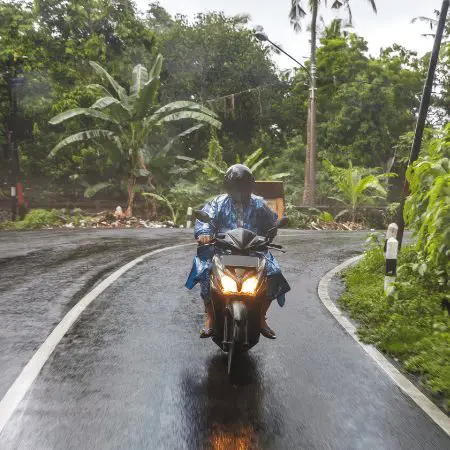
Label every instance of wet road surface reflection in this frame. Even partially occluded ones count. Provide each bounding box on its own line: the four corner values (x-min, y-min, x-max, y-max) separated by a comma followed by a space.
0, 232, 448, 449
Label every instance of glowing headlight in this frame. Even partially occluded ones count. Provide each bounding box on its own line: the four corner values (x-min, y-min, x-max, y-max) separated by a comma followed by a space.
221, 275, 238, 293
241, 276, 259, 294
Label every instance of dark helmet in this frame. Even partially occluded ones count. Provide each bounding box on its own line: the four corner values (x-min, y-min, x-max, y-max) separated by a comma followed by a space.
224, 164, 255, 203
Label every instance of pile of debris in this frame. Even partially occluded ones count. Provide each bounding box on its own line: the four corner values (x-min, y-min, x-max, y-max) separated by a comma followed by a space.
63, 206, 178, 229
307, 220, 364, 231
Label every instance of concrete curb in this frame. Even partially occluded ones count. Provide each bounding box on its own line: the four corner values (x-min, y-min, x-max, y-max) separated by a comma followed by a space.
317, 254, 450, 437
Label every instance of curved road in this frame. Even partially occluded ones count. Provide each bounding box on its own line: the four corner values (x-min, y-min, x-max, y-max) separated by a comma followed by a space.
0, 229, 448, 449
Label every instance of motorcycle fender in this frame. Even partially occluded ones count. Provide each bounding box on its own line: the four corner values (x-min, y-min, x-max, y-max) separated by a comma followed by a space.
230, 301, 247, 323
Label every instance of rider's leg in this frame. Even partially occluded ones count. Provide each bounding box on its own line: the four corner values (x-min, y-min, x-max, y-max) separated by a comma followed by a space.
200, 270, 214, 337
260, 298, 276, 339
204, 301, 214, 329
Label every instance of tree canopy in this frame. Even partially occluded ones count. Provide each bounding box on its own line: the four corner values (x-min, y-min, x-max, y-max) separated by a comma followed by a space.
1, 0, 448, 212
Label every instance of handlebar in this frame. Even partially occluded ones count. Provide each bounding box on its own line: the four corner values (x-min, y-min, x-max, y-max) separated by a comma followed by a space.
198, 237, 285, 252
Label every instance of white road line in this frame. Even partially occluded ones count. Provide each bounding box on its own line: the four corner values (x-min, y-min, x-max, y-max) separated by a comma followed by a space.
318, 255, 450, 437
0, 242, 194, 435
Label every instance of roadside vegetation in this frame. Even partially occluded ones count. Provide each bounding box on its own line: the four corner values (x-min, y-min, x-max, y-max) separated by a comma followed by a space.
1, 1, 449, 228
340, 128, 450, 412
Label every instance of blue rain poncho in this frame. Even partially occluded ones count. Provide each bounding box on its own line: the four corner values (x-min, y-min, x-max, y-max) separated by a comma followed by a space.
185, 194, 290, 306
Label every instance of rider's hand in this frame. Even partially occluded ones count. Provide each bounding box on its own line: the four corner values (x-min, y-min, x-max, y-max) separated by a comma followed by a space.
198, 235, 213, 245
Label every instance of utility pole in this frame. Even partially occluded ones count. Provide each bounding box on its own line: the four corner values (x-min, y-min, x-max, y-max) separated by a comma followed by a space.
303, 2, 318, 206
254, 32, 315, 205
396, 0, 449, 247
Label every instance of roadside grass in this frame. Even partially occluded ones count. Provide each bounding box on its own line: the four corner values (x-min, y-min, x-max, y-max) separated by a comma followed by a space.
340, 245, 450, 413
0, 208, 94, 230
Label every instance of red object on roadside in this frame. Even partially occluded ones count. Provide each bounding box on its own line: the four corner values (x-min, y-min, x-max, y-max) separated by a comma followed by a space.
17, 182, 24, 207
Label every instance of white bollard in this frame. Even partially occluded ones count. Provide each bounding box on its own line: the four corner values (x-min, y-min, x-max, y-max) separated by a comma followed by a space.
384, 236, 398, 296
186, 207, 193, 228
384, 222, 398, 254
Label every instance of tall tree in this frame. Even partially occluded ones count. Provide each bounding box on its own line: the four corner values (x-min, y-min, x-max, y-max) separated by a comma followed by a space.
289, 0, 377, 205
152, 10, 282, 162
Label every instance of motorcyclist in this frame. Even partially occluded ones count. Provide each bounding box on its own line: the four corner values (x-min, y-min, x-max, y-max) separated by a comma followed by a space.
185, 164, 291, 339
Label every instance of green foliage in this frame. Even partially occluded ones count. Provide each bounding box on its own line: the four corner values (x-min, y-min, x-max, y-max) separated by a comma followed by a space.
0, 208, 95, 230
404, 125, 450, 287
1, 1, 447, 219
142, 192, 178, 224
341, 246, 450, 412
317, 211, 334, 223
0, 209, 63, 230
0, 0, 156, 181
202, 134, 227, 182
284, 203, 310, 229
315, 33, 423, 169
324, 159, 393, 220
383, 202, 400, 228
49, 55, 220, 214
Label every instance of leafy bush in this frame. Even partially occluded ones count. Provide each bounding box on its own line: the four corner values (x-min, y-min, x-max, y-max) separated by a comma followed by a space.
341, 246, 450, 412
284, 203, 311, 228
383, 202, 399, 228
404, 125, 449, 288
0, 209, 64, 230
323, 159, 394, 221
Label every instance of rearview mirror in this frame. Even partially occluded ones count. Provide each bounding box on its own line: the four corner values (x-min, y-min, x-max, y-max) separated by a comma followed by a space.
194, 210, 211, 223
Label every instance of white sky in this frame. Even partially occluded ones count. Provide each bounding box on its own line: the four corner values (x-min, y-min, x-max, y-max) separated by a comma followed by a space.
136, 0, 443, 69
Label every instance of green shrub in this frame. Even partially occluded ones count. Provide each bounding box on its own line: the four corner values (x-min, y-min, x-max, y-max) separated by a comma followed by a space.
0, 209, 64, 230
404, 126, 449, 288
341, 246, 450, 412
284, 203, 311, 229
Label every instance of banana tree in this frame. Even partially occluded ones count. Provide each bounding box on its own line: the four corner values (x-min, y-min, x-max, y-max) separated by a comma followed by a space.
49, 55, 221, 216
199, 147, 291, 180
324, 159, 393, 222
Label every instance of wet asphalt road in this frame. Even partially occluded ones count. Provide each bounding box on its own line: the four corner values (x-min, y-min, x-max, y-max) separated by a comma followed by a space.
0, 229, 449, 449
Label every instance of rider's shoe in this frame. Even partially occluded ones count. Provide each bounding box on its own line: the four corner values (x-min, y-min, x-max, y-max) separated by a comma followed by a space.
200, 303, 214, 338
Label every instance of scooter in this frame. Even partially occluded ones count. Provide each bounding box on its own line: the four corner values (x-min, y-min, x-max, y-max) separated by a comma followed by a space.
194, 210, 288, 377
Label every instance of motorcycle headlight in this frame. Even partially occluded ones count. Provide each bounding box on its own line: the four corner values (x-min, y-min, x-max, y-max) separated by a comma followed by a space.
241, 276, 259, 295
221, 275, 238, 293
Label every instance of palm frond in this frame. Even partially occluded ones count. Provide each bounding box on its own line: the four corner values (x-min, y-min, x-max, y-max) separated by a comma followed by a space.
243, 148, 264, 168
89, 61, 127, 100
151, 101, 219, 123
86, 84, 114, 97
289, 0, 307, 32
84, 182, 115, 198
91, 96, 122, 110
202, 160, 227, 175
366, 0, 377, 13
149, 54, 164, 79
133, 77, 160, 118
160, 124, 205, 155
249, 156, 270, 173
158, 111, 222, 128
131, 64, 149, 96
49, 108, 118, 125
49, 129, 121, 156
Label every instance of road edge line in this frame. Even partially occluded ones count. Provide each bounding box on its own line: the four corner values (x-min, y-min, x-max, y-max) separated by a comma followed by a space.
0, 242, 194, 435
317, 254, 450, 437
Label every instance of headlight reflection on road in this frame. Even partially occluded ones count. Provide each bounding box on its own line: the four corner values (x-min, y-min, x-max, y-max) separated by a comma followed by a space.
210, 424, 255, 450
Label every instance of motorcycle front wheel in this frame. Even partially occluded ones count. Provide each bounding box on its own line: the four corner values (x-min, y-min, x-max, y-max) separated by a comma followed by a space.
227, 321, 243, 379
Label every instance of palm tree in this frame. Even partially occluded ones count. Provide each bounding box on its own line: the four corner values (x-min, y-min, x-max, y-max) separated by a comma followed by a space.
49, 55, 221, 216
324, 159, 390, 222
412, 9, 450, 40
289, 0, 377, 206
